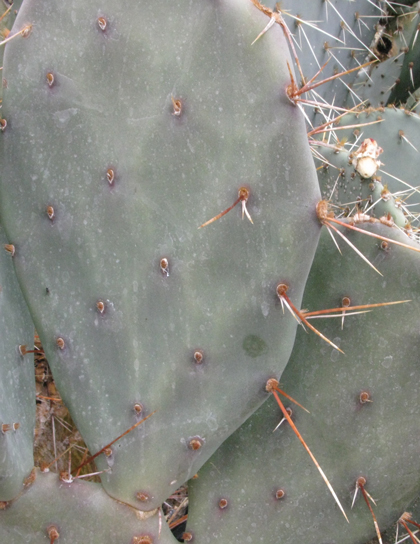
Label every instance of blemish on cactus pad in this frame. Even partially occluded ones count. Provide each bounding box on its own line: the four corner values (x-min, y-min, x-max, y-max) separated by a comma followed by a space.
242, 335, 268, 358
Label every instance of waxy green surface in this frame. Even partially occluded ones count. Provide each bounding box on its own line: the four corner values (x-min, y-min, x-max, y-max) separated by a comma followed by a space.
187, 223, 420, 543
0, 0, 321, 509
0, 227, 35, 501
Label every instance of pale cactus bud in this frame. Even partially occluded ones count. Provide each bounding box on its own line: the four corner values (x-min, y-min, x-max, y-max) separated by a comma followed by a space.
351, 138, 383, 179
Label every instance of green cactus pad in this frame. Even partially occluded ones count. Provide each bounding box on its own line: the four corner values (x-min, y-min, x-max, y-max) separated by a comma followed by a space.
0, 470, 177, 543
0, 226, 35, 501
0, 0, 321, 509
388, 9, 420, 105
187, 222, 420, 543
315, 107, 420, 229
274, 0, 379, 116
352, 4, 418, 108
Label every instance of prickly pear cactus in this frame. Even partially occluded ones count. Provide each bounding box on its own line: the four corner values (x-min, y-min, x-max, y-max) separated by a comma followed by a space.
388, 11, 420, 105
274, 0, 379, 112
315, 107, 420, 231
0, 0, 320, 512
186, 223, 420, 543
2, 0, 420, 542
0, 226, 35, 502
0, 470, 178, 543
354, 3, 420, 108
